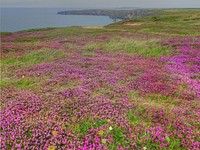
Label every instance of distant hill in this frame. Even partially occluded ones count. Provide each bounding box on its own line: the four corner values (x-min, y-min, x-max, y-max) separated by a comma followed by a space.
57, 9, 159, 20
114, 7, 141, 10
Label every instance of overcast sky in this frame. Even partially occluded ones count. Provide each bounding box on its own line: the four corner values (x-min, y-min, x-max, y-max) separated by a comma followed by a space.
1, 0, 200, 8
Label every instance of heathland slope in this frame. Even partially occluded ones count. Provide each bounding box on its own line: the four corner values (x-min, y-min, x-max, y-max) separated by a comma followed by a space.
1, 9, 200, 150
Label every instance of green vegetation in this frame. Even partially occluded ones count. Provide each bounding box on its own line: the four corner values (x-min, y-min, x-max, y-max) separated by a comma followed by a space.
1, 48, 65, 67
128, 110, 143, 125
14, 77, 37, 89
110, 127, 125, 145
68, 38, 172, 57
69, 118, 108, 135
1, 9, 200, 150
0, 32, 12, 35
107, 9, 200, 35
49, 27, 115, 39
81, 51, 95, 57
0, 77, 37, 89
17, 27, 56, 33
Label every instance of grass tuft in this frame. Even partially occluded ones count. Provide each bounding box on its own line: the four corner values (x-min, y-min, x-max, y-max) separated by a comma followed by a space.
1, 48, 65, 67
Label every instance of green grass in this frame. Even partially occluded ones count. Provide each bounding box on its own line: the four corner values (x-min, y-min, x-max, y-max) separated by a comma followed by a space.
128, 110, 143, 125
0, 32, 12, 35
135, 128, 185, 149
107, 9, 200, 35
14, 27, 115, 42
108, 127, 130, 149
81, 52, 95, 57
108, 142, 118, 150
0, 77, 37, 89
72, 37, 172, 57
1, 48, 65, 67
15, 78, 36, 88
0, 78, 12, 88
69, 118, 108, 135
93, 119, 108, 129
162, 136, 187, 150
17, 27, 56, 33
147, 94, 172, 101
144, 141, 160, 149
48, 27, 116, 39
128, 106, 152, 127
103, 38, 172, 57
73, 119, 92, 135
110, 127, 124, 144
1, 48, 65, 89
128, 91, 140, 97
13, 26, 111, 42
54, 80, 78, 91
141, 25, 200, 35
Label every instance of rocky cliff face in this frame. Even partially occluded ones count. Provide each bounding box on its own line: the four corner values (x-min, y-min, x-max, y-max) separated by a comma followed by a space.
57, 9, 157, 20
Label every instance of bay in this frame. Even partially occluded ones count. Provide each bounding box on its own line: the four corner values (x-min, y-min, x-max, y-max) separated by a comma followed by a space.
0, 7, 115, 32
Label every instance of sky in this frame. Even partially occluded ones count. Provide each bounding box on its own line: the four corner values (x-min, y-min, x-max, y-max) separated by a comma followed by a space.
1, 0, 200, 8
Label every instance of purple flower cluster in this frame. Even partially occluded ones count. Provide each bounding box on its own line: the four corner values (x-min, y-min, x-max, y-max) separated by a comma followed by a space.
1, 31, 200, 149
162, 37, 200, 99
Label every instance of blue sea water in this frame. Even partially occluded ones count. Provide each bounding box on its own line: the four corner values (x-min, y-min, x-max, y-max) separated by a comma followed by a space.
0, 7, 115, 32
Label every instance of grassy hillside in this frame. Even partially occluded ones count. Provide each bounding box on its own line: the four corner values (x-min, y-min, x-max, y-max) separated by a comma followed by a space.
1, 9, 200, 150
107, 9, 200, 35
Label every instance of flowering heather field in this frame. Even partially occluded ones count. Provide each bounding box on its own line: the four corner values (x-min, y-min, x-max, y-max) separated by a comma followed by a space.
1, 9, 200, 150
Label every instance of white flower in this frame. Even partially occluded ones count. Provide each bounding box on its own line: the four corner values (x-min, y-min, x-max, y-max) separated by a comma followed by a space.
22, 75, 25, 78
101, 139, 107, 144
143, 147, 147, 150
109, 126, 113, 130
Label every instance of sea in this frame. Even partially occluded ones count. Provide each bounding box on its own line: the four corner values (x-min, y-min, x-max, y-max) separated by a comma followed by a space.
0, 7, 117, 32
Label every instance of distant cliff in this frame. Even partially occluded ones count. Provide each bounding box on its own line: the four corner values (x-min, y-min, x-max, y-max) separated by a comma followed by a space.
57, 9, 157, 20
